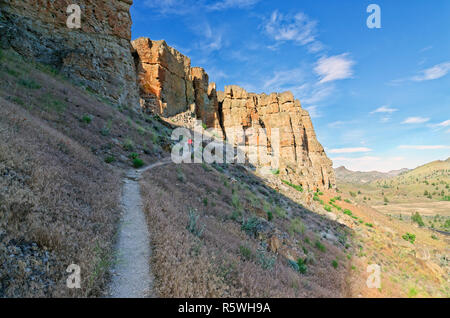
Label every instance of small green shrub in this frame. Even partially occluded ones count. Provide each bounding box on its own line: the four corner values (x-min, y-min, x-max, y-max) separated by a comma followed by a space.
18, 78, 41, 89
324, 205, 332, 212
230, 210, 242, 221
273, 206, 287, 219
411, 212, 425, 227
402, 233, 416, 244
5, 66, 21, 77
100, 120, 112, 136
203, 197, 208, 207
267, 211, 273, 222
231, 193, 241, 210
176, 166, 186, 183
332, 260, 338, 269
187, 209, 205, 238
297, 258, 307, 274
365, 223, 373, 228
82, 114, 92, 124
257, 246, 276, 270
408, 288, 418, 298
445, 219, 450, 229
241, 217, 261, 237
315, 240, 326, 252
239, 245, 253, 261
39, 93, 66, 113
129, 153, 139, 160
123, 138, 134, 151
105, 156, 116, 164
344, 199, 351, 204
288, 259, 299, 272
282, 180, 303, 192
288, 218, 305, 236
132, 158, 144, 168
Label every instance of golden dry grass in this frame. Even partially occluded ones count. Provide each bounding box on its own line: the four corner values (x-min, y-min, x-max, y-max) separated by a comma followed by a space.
141, 163, 350, 297
0, 49, 164, 297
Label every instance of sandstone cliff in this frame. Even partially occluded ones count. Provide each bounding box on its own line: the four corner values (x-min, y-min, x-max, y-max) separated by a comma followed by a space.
0, 0, 139, 106
218, 86, 336, 190
132, 37, 335, 190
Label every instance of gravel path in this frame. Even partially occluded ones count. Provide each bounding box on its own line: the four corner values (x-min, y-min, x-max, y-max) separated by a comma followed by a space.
108, 159, 171, 298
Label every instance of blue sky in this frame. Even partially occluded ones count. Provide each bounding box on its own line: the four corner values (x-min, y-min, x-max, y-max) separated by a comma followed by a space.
131, 0, 450, 172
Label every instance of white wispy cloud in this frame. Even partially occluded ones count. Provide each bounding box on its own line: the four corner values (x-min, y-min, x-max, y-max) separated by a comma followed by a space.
144, 0, 191, 15
314, 54, 355, 84
433, 120, 450, 128
188, 21, 226, 55
401, 117, 430, 124
207, 0, 260, 11
263, 68, 305, 90
412, 62, 450, 81
144, 0, 259, 14
305, 106, 321, 118
264, 11, 321, 52
329, 147, 373, 154
370, 106, 398, 114
398, 145, 450, 150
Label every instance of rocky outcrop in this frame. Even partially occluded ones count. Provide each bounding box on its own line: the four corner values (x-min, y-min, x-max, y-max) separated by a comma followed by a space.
219, 86, 336, 190
0, 0, 139, 107
132, 37, 335, 190
132, 37, 194, 116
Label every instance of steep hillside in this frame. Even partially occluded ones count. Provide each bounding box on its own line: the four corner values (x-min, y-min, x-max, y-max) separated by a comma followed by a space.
0, 48, 167, 297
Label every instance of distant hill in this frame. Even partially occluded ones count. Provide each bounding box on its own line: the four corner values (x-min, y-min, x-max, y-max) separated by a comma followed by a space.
337, 158, 450, 205
381, 158, 450, 188
335, 166, 409, 184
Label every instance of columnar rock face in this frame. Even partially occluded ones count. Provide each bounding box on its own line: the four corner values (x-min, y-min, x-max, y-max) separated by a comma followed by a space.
132, 37, 222, 129
191, 67, 222, 132
218, 86, 336, 190
0, 0, 139, 107
131, 38, 336, 190
132, 37, 195, 116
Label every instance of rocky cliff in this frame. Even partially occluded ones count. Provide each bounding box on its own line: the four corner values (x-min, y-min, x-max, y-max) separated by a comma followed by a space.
0, 0, 139, 107
132, 37, 335, 190
0, 0, 335, 190
219, 86, 336, 190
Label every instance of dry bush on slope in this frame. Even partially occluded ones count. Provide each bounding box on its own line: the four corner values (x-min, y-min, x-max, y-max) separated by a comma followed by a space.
0, 97, 120, 297
141, 163, 349, 298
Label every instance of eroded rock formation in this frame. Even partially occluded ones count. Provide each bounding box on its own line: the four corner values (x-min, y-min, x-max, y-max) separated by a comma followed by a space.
132, 37, 194, 116
132, 37, 335, 190
0, 0, 139, 106
219, 86, 336, 190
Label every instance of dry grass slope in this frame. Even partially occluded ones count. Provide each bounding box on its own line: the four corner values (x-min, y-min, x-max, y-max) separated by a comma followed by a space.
141, 163, 350, 297
0, 49, 165, 297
